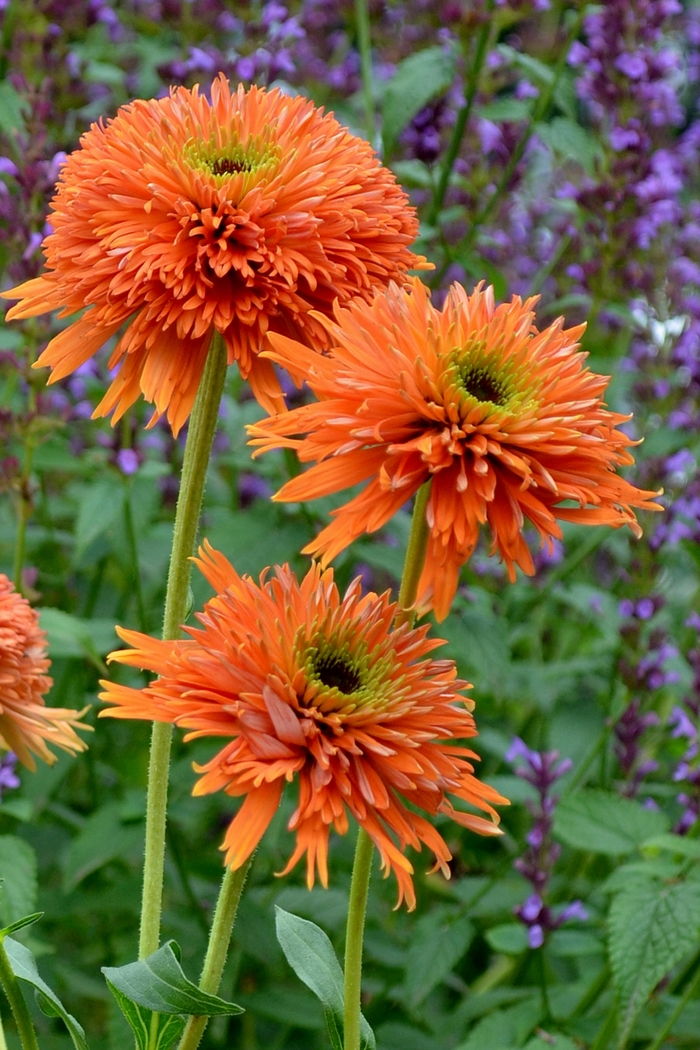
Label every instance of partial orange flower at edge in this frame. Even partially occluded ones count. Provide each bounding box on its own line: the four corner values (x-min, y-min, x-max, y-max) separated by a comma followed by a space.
248, 277, 663, 621
2, 76, 428, 435
0, 575, 90, 769
99, 542, 507, 909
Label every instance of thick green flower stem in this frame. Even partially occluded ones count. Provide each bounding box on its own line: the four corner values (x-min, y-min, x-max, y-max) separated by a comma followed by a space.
177, 858, 253, 1050
0, 939, 38, 1050
343, 482, 433, 1050
139, 331, 229, 961
343, 827, 374, 1050
0, 1012, 7, 1050
396, 481, 432, 626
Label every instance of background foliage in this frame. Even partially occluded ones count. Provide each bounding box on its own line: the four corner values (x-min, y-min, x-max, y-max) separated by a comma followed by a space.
1, 1, 700, 1048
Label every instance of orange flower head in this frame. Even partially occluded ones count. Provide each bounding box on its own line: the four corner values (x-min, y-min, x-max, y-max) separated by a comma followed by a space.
99, 541, 505, 909
2, 76, 426, 434
0, 575, 90, 769
248, 278, 663, 620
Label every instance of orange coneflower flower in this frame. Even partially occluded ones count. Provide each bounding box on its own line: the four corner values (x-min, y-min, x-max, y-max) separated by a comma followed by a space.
249, 278, 662, 621
99, 541, 505, 909
2, 76, 426, 434
0, 575, 90, 769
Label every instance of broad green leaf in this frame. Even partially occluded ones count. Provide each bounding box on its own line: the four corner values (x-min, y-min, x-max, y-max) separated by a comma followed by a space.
62, 803, 143, 890
536, 117, 602, 174
4, 936, 89, 1050
73, 479, 123, 562
456, 997, 542, 1050
0, 835, 37, 925
0, 81, 29, 138
102, 940, 243, 1016
382, 46, 455, 155
404, 911, 474, 1003
523, 1036, 577, 1050
275, 907, 375, 1050
643, 832, 700, 860
105, 980, 185, 1050
485, 923, 529, 956
40, 607, 116, 667
609, 875, 700, 1043
553, 790, 669, 854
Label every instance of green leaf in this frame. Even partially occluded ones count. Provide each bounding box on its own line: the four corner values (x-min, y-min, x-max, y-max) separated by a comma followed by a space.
404, 911, 474, 1003
4, 935, 89, 1050
643, 833, 700, 860
609, 875, 700, 1044
0, 912, 43, 937
381, 46, 455, 156
104, 980, 185, 1050
535, 117, 603, 175
275, 907, 375, 1050
102, 941, 244, 1016
523, 1036, 578, 1050
456, 997, 542, 1050
62, 803, 143, 890
40, 607, 117, 668
73, 479, 123, 563
0, 80, 29, 138
0, 835, 37, 926
485, 923, 529, 956
553, 789, 669, 854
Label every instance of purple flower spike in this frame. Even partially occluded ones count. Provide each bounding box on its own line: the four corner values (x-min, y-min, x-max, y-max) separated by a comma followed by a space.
0, 752, 20, 799
116, 448, 140, 476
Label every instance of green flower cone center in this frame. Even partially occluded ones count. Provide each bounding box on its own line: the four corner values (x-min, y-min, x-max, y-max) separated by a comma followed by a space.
459, 363, 509, 406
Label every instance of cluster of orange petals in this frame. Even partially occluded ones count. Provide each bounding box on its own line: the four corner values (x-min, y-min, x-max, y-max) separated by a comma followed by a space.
0, 575, 89, 769
100, 542, 505, 908
249, 278, 663, 620
2, 76, 425, 434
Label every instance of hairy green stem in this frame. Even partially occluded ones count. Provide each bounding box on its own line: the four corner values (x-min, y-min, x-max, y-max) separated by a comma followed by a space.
343, 828, 374, 1050
177, 859, 253, 1050
0, 939, 39, 1050
139, 332, 229, 960
355, 0, 375, 145
0, 1009, 7, 1050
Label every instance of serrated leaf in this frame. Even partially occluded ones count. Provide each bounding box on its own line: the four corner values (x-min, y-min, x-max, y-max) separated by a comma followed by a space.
62, 803, 143, 890
102, 941, 243, 1016
553, 789, 669, 854
4, 936, 89, 1050
404, 911, 474, 1003
105, 980, 185, 1050
382, 46, 455, 155
609, 875, 700, 1044
0, 835, 37, 925
275, 907, 375, 1050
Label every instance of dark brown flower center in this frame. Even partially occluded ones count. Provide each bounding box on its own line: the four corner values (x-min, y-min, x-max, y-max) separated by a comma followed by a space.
208, 157, 250, 176
459, 363, 508, 406
312, 651, 362, 694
